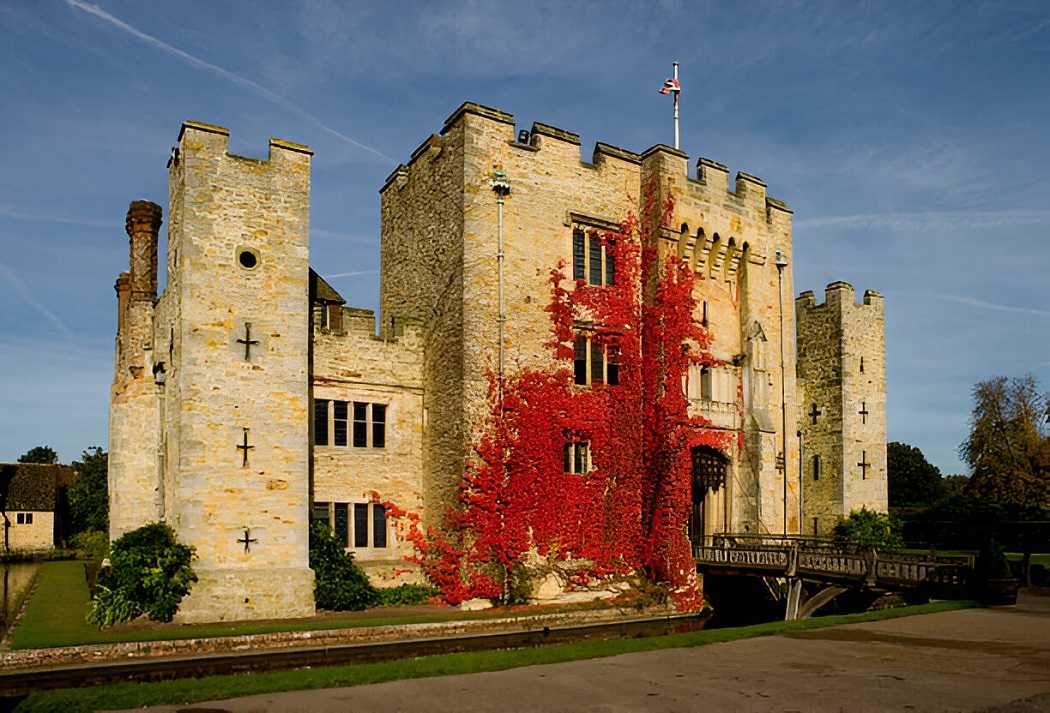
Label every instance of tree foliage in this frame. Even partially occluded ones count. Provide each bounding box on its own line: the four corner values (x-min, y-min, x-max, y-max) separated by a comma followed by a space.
309, 521, 377, 611
833, 508, 904, 550
961, 375, 1050, 508
88, 522, 196, 628
887, 441, 944, 508
69, 447, 108, 535
18, 446, 58, 464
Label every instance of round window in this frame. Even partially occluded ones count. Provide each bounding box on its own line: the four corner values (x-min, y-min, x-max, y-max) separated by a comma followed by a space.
238, 249, 259, 270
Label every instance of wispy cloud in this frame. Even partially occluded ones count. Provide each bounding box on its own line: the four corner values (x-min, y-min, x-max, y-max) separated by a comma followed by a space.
312, 228, 377, 245
0, 262, 74, 339
796, 209, 1050, 232
327, 270, 379, 279
928, 293, 1050, 318
65, 0, 394, 164
0, 206, 111, 229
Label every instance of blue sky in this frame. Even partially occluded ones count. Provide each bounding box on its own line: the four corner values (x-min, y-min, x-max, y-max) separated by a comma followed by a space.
1, 1, 1048, 473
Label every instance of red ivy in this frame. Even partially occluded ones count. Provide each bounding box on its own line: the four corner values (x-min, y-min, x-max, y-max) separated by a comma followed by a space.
389, 182, 733, 609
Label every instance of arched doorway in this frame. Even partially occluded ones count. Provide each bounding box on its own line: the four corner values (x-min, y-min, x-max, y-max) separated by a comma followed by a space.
689, 446, 728, 548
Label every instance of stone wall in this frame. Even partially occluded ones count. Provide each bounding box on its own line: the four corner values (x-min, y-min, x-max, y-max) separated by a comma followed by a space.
6, 512, 54, 550
312, 306, 425, 584
108, 202, 163, 539
797, 283, 887, 536
161, 121, 315, 622
380, 119, 466, 528
382, 101, 801, 544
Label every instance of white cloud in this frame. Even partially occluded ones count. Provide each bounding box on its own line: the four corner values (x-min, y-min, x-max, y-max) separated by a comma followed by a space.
796, 209, 1050, 232
64, 0, 394, 163
0, 261, 74, 339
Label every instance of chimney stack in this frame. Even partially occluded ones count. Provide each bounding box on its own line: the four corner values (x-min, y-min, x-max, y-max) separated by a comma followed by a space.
125, 200, 163, 300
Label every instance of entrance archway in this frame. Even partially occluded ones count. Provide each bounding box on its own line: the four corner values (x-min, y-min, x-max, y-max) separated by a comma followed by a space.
689, 446, 728, 548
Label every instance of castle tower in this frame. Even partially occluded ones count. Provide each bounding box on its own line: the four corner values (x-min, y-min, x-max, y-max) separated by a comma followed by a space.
160, 121, 315, 621
108, 201, 163, 539
796, 283, 887, 535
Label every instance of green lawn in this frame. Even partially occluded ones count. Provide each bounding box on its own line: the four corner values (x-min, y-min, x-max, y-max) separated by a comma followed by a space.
15, 600, 974, 713
9, 561, 609, 650
1008, 552, 1050, 567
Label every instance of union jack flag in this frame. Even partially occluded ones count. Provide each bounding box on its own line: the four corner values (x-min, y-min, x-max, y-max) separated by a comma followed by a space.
658, 78, 680, 94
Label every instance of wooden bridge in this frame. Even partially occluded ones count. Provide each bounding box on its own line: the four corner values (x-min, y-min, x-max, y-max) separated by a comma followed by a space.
695, 534, 973, 620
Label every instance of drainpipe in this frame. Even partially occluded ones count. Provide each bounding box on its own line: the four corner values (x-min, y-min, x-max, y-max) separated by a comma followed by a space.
490, 171, 511, 412
775, 250, 789, 536
798, 429, 804, 535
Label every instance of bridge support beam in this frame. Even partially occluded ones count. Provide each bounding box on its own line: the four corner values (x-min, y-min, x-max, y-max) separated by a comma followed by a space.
785, 581, 848, 621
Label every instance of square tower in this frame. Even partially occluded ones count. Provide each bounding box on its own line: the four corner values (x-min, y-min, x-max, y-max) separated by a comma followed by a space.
796, 283, 888, 536
161, 121, 315, 621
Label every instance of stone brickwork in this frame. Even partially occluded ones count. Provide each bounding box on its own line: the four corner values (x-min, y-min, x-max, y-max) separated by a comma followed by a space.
108, 201, 162, 539
107, 103, 887, 618
797, 283, 888, 535
5, 511, 54, 550
381, 102, 803, 541
110, 121, 316, 622
312, 306, 425, 584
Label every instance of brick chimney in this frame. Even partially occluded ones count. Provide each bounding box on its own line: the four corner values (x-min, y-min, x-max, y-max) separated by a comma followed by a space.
125, 200, 162, 300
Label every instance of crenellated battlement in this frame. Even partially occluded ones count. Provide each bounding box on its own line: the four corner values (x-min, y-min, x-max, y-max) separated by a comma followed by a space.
796, 282, 884, 315
390, 102, 791, 216
175, 120, 313, 167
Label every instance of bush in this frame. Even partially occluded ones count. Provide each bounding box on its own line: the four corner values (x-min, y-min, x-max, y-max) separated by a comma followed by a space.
87, 522, 196, 628
374, 583, 439, 607
833, 508, 904, 550
309, 522, 377, 610
975, 538, 1014, 581
70, 530, 109, 561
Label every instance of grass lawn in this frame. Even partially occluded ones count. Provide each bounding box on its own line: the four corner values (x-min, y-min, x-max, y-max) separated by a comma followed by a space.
9, 561, 610, 650
1008, 552, 1050, 567
14, 600, 975, 713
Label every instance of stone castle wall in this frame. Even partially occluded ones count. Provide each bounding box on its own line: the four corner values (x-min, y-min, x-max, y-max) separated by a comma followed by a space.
380, 120, 466, 528
797, 283, 887, 535
382, 102, 800, 540
312, 307, 425, 584
159, 121, 315, 622
108, 202, 163, 539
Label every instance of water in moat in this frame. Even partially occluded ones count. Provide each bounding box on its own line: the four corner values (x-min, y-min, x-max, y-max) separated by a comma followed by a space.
0, 562, 38, 638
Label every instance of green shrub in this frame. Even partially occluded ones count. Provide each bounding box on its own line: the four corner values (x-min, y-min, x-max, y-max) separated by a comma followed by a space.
309, 522, 377, 611
70, 530, 109, 561
374, 583, 439, 607
87, 523, 196, 628
833, 508, 904, 550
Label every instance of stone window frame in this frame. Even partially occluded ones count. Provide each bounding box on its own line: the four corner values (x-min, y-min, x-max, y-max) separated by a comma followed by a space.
685, 364, 733, 404
314, 399, 389, 450
15, 512, 33, 525
570, 224, 616, 287
572, 331, 620, 387
563, 440, 592, 475
311, 500, 390, 551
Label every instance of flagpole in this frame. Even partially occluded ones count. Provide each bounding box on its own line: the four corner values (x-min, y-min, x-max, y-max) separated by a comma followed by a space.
673, 61, 680, 150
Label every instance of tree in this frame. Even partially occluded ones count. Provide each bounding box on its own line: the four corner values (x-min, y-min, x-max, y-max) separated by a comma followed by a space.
961, 375, 1049, 508
69, 447, 108, 535
887, 441, 945, 508
18, 446, 58, 464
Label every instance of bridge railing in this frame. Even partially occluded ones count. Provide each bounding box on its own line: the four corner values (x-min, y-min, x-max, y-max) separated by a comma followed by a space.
696, 533, 973, 589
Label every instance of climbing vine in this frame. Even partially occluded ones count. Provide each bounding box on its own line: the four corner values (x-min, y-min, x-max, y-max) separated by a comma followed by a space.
388, 182, 733, 609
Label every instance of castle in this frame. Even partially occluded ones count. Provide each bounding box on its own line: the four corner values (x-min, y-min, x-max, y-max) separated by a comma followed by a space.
108, 102, 887, 622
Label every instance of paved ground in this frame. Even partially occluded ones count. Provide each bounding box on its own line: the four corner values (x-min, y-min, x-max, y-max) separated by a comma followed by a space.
133, 594, 1050, 713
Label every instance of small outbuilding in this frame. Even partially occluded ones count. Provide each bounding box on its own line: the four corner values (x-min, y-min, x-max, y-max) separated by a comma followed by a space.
0, 463, 75, 551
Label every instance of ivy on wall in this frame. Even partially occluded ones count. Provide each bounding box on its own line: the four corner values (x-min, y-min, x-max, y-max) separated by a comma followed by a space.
388, 183, 733, 610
